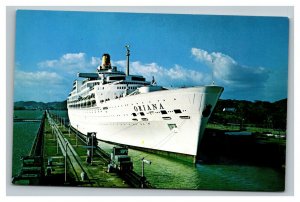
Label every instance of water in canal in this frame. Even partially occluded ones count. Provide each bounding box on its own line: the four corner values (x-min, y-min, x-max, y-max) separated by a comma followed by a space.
99, 141, 285, 191
12, 110, 44, 176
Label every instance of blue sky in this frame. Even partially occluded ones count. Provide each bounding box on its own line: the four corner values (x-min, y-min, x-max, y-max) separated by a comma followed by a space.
14, 10, 289, 102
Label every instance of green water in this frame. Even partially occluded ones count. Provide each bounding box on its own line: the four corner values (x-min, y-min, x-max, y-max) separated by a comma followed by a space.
49, 110, 69, 119
99, 141, 285, 191
14, 110, 44, 119
12, 110, 43, 177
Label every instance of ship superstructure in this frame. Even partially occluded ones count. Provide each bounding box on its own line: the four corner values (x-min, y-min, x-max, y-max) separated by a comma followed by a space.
67, 46, 223, 163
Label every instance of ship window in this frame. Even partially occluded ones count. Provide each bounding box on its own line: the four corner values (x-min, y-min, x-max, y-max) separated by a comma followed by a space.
174, 109, 182, 114
109, 76, 125, 80
180, 116, 190, 119
132, 113, 137, 117
132, 118, 138, 121
132, 77, 146, 82
161, 110, 167, 115
162, 117, 172, 120
168, 124, 177, 130
140, 112, 145, 116
141, 118, 148, 121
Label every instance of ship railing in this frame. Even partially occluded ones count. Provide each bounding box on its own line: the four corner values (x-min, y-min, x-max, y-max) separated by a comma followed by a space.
128, 90, 140, 96
108, 80, 124, 85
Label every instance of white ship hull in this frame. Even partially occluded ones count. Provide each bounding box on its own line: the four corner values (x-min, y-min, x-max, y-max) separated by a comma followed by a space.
68, 86, 223, 161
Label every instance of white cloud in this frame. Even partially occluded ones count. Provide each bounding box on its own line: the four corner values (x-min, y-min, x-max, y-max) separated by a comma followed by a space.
167, 64, 205, 82
90, 56, 101, 66
15, 70, 63, 86
130, 61, 164, 78
191, 47, 269, 88
38, 52, 98, 74
113, 60, 209, 86
14, 70, 66, 101
40, 49, 269, 91
38, 60, 58, 68
37, 52, 208, 87
61, 52, 85, 62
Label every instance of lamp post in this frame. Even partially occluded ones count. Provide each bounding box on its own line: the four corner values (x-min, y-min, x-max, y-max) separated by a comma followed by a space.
141, 157, 151, 188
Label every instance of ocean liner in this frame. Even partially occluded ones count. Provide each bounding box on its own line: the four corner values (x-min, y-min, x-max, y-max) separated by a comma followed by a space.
67, 46, 223, 163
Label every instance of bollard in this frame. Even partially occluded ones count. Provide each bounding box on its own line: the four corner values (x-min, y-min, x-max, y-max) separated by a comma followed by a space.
48, 157, 53, 166
46, 167, 52, 176
80, 172, 87, 181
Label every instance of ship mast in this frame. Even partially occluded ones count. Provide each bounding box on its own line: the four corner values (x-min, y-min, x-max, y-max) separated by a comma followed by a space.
125, 45, 130, 76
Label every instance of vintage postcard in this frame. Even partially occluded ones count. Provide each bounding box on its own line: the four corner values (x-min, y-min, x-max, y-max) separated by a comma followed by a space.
12, 10, 289, 192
